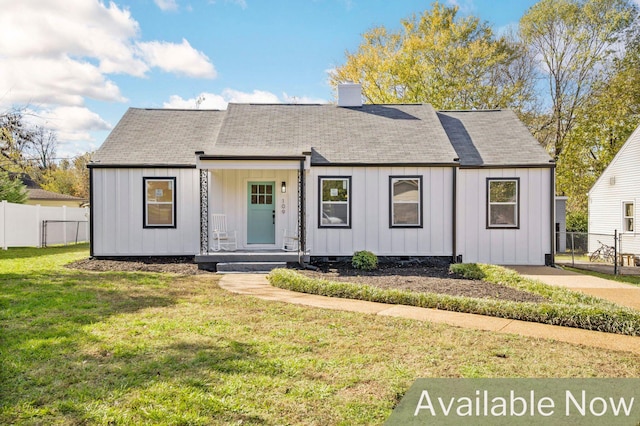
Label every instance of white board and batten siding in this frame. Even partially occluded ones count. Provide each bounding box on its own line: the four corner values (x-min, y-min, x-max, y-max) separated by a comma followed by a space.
209, 168, 300, 250
92, 168, 200, 256
456, 168, 552, 265
307, 166, 454, 257
589, 125, 640, 255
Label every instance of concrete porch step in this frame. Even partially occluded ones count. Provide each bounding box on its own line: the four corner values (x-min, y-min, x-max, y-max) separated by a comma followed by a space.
216, 261, 287, 273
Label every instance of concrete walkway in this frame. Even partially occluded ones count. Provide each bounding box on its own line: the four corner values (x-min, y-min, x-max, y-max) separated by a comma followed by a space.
510, 266, 640, 311
218, 272, 640, 355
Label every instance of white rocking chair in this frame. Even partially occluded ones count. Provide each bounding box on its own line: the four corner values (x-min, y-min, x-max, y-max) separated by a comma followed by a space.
211, 214, 237, 251
282, 228, 299, 252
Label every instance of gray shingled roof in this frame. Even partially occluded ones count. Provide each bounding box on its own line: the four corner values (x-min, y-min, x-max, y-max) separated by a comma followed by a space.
437, 110, 551, 166
93, 104, 551, 167
28, 188, 85, 201
92, 108, 224, 166
213, 103, 458, 164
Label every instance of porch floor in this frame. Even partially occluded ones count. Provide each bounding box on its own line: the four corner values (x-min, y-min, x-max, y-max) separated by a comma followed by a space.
195, 250, 305, 264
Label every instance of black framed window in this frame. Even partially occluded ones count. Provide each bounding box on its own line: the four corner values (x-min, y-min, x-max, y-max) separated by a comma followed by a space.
390, 176, 423, 228
487, 178, 519, 229
319, 176, 351, 228
143, 177, 176, 228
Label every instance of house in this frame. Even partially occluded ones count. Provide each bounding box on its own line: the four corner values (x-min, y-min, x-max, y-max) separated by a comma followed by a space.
89, 84, 555, 269
19, 174, 87, 208
588, 124, 640, 257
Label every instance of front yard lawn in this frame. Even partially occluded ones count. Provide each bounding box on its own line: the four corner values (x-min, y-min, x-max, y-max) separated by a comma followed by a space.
2, 245, 640, 425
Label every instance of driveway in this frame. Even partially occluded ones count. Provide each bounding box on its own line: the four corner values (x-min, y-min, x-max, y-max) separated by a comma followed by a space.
510, 266, 640, 311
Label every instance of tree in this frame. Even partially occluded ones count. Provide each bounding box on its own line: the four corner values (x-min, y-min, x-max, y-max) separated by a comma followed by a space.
556, 36, 640, 212
0, 170, 27, 203
40, 152, 92, 199
331, 2, 537, 112
0, 109, 34, 173
519, 0, 638, 159
28, 126, 57, 170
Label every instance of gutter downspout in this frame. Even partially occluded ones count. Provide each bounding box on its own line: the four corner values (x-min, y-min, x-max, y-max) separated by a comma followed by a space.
88, 165, 94, 257
298, 158, 306, 266
549, 162, 556, 266
452, 160, 459, 263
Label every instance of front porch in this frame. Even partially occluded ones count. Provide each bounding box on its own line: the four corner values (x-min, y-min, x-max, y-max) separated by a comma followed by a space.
195, 154, 308, 271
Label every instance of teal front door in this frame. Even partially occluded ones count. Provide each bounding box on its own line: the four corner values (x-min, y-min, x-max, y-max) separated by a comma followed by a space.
247, 182, 276, 244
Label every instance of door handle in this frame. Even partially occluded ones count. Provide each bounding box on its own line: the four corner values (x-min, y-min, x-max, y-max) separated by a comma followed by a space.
272, 210, 275, 224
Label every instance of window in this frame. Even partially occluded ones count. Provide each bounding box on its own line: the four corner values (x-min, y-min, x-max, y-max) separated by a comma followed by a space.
250, 183, 273, 205
319, 177, 351, 228
623, 202, 634, 232
143, 177, 176, 228
487, 178, 519, 228
390, 176, 422, 227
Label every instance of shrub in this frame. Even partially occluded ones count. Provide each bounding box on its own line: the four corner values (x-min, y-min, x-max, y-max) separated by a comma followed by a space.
268, 267, 640, 336
352, 250, 378, 270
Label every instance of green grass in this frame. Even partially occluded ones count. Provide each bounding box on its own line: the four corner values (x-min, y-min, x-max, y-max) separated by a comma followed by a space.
561, 266, 640, 287
269, 264, 640, 336
2, 246, 640, 425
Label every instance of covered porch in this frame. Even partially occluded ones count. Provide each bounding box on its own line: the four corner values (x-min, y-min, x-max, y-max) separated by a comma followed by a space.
195, 153, 309, 270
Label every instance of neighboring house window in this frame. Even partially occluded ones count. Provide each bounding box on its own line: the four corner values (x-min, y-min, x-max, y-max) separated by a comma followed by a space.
389, 176, 422, 228
623, 202, 634, 232
319, 176, 351, 228
487, 178, 519, 228
143, 177, 176, 228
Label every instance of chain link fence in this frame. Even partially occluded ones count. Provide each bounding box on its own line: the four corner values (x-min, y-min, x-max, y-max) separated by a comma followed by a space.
555, 230, 639, 275
41, 220, 89, 248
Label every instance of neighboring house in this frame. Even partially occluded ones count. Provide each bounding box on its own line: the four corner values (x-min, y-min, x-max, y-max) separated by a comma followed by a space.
588, 124, 640, 256
20, 175, 87, 208
89, 84, 555, 267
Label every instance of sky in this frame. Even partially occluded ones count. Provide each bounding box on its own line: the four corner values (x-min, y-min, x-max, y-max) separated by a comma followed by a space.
1, 0, 561, 159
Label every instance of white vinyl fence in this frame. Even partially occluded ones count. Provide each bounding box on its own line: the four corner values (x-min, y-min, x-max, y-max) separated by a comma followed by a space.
0, 200, 89, 249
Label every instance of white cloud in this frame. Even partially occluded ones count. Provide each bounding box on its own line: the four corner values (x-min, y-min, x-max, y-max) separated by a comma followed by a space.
163, 89, 328, 110
22, 106, 112, 157
0, 57, 126, 106
154, 0, 179, 11
222, 89, 280, 104
137, 39, 217, 78
33, 106, 112, 138
0, 0, 215, 108
164, 93, 229, 109
0, 0, 216, 157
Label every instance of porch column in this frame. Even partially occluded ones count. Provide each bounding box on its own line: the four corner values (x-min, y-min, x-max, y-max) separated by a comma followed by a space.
298, 159, 306, 258
199, 169, 209, 254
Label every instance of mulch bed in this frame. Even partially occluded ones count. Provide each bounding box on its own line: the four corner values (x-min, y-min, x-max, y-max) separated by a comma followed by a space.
67, 258, 548, 303
298, 264, 548, 303
67, 257, 203, 275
